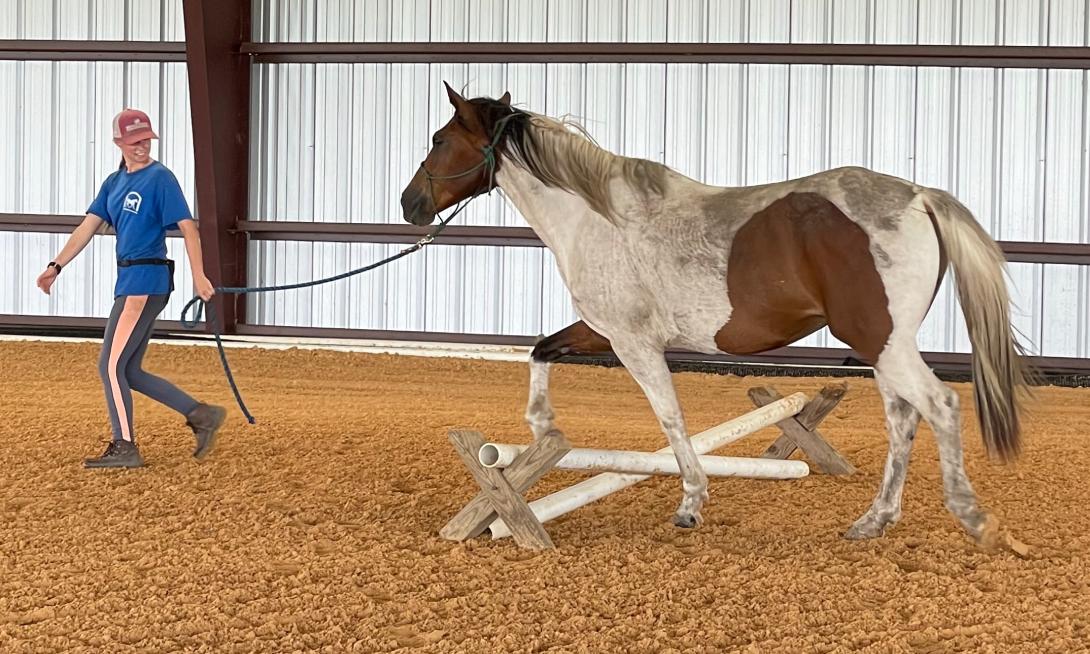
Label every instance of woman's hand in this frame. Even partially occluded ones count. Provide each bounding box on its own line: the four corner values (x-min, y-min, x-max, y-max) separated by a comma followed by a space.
36, 267, 59, 295
195, 275, 216, 301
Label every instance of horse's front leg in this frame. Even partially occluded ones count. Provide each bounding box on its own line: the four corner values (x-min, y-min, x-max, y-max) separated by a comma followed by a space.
610, 337, 708, 528
525, 321, 612, 441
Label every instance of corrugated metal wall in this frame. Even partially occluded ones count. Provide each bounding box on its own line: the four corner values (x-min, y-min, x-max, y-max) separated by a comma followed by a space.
248, 0, 1090, 358
2, 0, 1087, 359
0, 0, 195, 321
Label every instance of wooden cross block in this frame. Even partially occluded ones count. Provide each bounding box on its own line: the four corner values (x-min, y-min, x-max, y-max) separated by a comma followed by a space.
749, 384, 856, 475
441, 429, 571, 550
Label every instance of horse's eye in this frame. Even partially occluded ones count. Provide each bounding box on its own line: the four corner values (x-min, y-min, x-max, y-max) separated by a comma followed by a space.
432, 135, 444, 146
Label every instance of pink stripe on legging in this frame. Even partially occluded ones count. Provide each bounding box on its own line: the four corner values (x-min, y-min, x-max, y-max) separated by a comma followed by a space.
107, 296, 147, 442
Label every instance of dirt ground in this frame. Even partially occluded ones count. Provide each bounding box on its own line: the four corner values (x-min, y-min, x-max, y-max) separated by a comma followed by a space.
0, 339, 1088, 653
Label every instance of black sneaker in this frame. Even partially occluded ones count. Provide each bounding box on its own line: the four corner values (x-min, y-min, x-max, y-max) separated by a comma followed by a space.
187, 403, 227, 460
84, 440, 144, 469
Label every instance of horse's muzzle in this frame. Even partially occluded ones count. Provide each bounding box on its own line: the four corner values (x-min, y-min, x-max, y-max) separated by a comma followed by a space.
400, 187, 436, 226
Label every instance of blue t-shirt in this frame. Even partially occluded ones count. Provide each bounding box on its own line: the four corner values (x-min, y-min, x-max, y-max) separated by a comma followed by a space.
87, 161, 193, 297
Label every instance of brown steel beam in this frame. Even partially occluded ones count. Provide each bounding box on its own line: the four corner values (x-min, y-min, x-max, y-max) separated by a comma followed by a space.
7, 214, 1090, 265
183, 1, 251, 334
1000, 241, 1090, 265
241, 42, 1090, 68
3, 316, 1087, 376
0, 314, 187, 333
0, 39, 185, 61
0, 213, 182, 237
237, 220, 543, 247
232, 324, 1090, 375
237, 220, 1090, 266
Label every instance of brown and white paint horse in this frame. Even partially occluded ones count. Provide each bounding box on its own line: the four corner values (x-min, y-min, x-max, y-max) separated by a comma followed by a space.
401, 84, 1031, 544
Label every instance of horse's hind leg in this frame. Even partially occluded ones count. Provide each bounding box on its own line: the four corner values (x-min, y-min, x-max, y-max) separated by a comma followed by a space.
609, 337, 708, 528
525, 321, 612, 440
866, 339, 988, 540
845, 371, 920, 539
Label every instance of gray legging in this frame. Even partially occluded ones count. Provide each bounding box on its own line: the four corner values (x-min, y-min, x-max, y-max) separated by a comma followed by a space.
99, 294, 199, 442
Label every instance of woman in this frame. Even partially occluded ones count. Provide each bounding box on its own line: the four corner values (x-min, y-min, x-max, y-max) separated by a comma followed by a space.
36, 108, 226, 469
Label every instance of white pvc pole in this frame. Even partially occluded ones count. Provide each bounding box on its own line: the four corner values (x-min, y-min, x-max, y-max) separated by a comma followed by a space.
479, 443, 808, 479
488, 392, 807, 540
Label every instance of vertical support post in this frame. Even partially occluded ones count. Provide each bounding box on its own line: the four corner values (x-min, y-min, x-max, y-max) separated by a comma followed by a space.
182, 0, 251, 333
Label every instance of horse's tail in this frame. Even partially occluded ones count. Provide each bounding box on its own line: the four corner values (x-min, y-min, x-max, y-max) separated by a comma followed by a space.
922, 190, 1033, 462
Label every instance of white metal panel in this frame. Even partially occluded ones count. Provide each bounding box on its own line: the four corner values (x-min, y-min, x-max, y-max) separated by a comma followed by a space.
506, 0, 547, 42
831, 0, 871, 43
873, 0, 917, 44
625, 64, 667, 163
667, 0, 705, 43
240, 1, 1090, 358
1048, 0, 1088, 45
788, 64, 827, 179
1002, 0, 1045, 45
587, 0, 624, 42
162, 0, 184, 40
1007, 262, 1044, 356
94, 0, 128, 40
547, 0, 586, 41
249, 58, 1090, 354
0, 0, 194, 327
54, 62, 95, 213
997, 69, 1045, 241
870, 66, 916, 180
128, 0, 164, 40
960, 0, 1000, 45
706, 0, 746, 41
541, 252, 579, 334
627, 0, 666, 41
745, 64, 788, 184
55, 0, 92, 38
21, 0, 52, 38
1044, 71, 1088, 243
0, 63, 16, 214
827, 66, 871, 169
0, 1, 16, 39
498, 247, 545, 334
2, 233, 193, 319
253, 0, 1087, 47
791, 0, 831, 43
917, 0, 957, 45
914, 65, 963, 353
664, 63, 705, 180
1041, 266, 1090, 358
703, 64, 746, 187
21, 61, 53, 213
0, 0, 185, 41
747, 0, 791, 42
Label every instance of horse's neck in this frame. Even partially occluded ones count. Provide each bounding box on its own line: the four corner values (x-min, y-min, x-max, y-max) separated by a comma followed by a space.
496, 165, 615, 255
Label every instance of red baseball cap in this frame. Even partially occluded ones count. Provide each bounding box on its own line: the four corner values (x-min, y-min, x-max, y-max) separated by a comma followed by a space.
112, 108, 159, 144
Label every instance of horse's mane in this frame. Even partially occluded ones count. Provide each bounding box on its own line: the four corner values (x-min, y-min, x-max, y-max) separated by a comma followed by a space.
469, 97, 668, 223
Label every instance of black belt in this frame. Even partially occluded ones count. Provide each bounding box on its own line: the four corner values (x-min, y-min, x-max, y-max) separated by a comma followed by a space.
117, 258, 173, 268
117, 258, 176, 292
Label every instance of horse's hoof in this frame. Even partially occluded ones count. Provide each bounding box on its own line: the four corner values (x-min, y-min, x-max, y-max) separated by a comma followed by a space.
844, 521, 885, 540
673, 513, 700, 529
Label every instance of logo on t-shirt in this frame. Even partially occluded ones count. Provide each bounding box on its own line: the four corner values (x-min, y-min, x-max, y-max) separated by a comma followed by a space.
123, 191, 143, 214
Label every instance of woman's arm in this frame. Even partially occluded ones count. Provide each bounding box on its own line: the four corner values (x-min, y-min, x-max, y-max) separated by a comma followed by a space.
176, 219, 215, 301
36, 213, 105, 295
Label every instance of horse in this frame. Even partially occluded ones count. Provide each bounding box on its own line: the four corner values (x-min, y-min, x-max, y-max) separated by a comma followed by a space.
400, 82, 1032, 545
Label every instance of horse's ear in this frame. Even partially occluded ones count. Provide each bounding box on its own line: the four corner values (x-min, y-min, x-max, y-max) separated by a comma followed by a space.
444, 81, 465, 106
444, 81, 479, 126
499, 91, 511, 106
